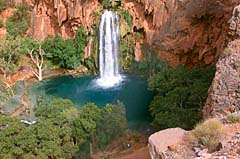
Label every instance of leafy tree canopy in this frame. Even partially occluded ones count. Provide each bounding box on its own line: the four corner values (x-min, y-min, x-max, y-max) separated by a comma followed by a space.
0, 99, 127, 158
148, 65, 215, 130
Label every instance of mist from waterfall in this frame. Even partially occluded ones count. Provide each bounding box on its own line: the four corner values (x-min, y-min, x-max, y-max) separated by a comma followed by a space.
96, 10, 122, 88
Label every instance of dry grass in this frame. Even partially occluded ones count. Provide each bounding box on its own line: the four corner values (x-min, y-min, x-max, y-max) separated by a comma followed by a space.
191, 119, 224, 150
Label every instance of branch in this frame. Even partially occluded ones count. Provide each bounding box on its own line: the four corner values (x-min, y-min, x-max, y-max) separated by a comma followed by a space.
28, 48, 37, 64
32, 70, 40, 79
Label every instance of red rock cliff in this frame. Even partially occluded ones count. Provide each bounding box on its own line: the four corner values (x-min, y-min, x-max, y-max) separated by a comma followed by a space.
28, 0, 101, 40
122, 0, 239, 66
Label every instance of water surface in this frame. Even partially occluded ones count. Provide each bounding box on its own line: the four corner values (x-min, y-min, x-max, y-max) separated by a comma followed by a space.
31, 74, 154, 130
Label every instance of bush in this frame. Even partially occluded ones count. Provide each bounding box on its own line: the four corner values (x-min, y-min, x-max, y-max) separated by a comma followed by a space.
42, 27, 87, 69
6, 5, 30, 37
0, 0, 8, 13
227, 113, 240, 123
192, 119, 223, 151
121, 10, 132, 28
0, 19, 4, 28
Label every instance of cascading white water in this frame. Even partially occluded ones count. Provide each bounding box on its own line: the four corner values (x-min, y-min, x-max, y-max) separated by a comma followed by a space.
96, 10, 122, 88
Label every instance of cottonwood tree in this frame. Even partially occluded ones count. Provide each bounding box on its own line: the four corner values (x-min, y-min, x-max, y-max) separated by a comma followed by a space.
27, 44, 44, 81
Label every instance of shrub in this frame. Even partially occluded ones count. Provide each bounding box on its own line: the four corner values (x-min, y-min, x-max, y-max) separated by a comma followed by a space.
42, 27, 87, 70
0, 0, 7, 13
0, 19, 4, 28
121, 10, 132, 28
192, 119, 224, 150
100, 0, 112, 9
6, 4, 30, 37
227, 113, 240, 123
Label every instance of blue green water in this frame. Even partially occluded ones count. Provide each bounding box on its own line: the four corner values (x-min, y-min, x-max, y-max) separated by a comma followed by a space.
31, 74, 154, 130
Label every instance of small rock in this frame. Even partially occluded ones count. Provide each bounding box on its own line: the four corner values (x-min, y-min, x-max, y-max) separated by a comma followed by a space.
202, 153, 212, 158
197, 148, 208, 157
193, 147, 202, 153
219, 156, 227, 159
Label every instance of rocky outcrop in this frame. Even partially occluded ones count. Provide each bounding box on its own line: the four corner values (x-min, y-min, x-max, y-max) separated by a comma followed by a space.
122, 0, 239, 66
203, 39, 240, 118
229, 4, 240, 37
203, 5, 240, 119
148, 128, 186, 159
148, 123, 240, 159
28, 0, 101, 41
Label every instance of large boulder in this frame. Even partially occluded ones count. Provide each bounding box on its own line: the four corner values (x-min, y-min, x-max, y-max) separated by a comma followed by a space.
148, 128, 186, 159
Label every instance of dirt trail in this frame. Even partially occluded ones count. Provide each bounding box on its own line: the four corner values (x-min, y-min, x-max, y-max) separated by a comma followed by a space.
116, 146, 151, 159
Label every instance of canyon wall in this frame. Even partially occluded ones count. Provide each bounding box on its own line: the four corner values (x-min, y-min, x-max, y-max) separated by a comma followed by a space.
25, 0, 238, 66
122, 0, 239, 66
203, 5, 240, 118
27, 0, 101, 40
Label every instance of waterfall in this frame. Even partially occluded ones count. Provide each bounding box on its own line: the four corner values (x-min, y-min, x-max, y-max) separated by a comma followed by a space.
96, 10, 122, 88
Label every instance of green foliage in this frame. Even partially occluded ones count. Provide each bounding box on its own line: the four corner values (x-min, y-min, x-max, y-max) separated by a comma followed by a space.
6, 4, 30, 37
131, 50, 166, 78
75, 27, 87, 55
192, 119, 223, 151
120, 35, 135, 70
0, 112, 78, 159
0, 19, 4, 28
121, 10, 132, 28
0, 98, 127, 158
0, 0, 8, 13
0, 36, 24, 76
101, 0, 112, 9
227, 113, 240, 123
42, 27, 89, 70
148, 65, 215, 129
42, 36, 78, 69
95, 103, 127, 149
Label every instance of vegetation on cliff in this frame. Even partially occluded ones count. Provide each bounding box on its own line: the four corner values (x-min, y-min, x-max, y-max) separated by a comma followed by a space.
6, 4, 30, 37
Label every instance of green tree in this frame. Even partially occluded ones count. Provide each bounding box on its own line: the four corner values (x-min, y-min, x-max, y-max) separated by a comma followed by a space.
148, 65, 215, 129
95, 103, 127, 149
0, 99, 128, 158
0, 36, 23, 77
6, 5, 30, 37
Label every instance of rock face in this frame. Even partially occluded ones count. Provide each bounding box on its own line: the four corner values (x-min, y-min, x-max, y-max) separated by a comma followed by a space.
203, 5, 240, 118
229, 4, 240, 37
203, 39, 240, 118
148, 128, 186, 159
122, 0, 239, 66
28, 0, 101, 41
